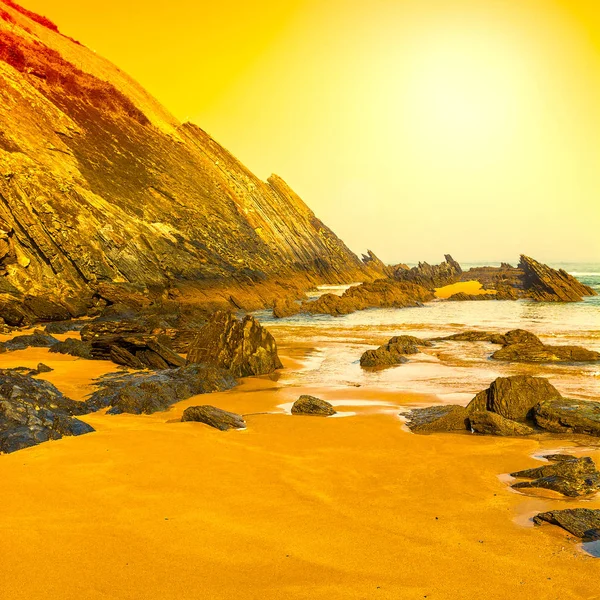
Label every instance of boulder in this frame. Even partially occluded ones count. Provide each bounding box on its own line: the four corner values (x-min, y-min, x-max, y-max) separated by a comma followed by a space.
466, 375, 562, 421
85, 363, 237, 415
534, 397, 600, 436
533, 509, 600, 541
0, 370, 92, 453
181, 405, 246, 430
44, 320, 86, 334
2, 331, 59, 351
35, 363, 53, 374
468, 411, 535, 436
435, 331, 499, 342
360, 335, 431, 368
405, 405, 469, 433
186, 311, 283, 377
511, 456, 600, 497
291, 395, 336, 416
49, 338, 94, 359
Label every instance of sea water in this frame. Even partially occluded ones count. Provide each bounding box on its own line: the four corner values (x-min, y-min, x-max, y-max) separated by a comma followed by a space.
255, 263, 600, 404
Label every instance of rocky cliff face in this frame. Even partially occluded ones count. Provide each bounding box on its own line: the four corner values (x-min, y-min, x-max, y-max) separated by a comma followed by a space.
0, 3, 370, 321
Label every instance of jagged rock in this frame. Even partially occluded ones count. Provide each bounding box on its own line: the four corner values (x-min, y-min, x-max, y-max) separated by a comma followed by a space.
519, 255, 597, 302
35, 363, 52, 373
360, 335, 431, 368
186, 311, 282, 377
393, 254, 462, 290
469, 411, 535, 436
511, 456, 600, 497
533, 509, 600, 540
85, 364, 237, 415
49, 338, 93, 359
466, 375, 562, 421
181, 405, 246, 430
446, 292, 496, 301
405, 405, 469, 433
435, 331, 499, 342
90, 335, 186, 370
0, 369, 92, 453
44, 320, 86, 334
303, 279, 433, 316
2, 331, 59, 351
272, 297, 301, 319
291, 395, 336, 416
534, 398, 600, 436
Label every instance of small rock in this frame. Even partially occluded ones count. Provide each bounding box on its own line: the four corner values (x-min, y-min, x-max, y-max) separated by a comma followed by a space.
181, 405, 245, 430
291, 395, 336, 416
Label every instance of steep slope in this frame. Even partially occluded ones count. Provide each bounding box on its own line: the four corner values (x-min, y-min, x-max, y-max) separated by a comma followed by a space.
0, 2, 369, 320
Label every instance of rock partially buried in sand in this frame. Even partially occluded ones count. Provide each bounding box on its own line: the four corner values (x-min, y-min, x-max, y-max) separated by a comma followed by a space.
187, 311, 283, 377
511, 456, 600, 497
1, 331, 59, 352
49, 338, 94, 359
291, 395, 336, 416
405, 405, 469, 433
534, 397, 600, 437
468, 411, 535, 436
466, 375, 562, 422
35, 363, 53, 374
181, 406, 246, 431
533, 509, 600, 541
360, 335, 432, 368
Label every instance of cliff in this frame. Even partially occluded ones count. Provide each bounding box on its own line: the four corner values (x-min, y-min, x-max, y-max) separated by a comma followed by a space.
0, 2, 370, 321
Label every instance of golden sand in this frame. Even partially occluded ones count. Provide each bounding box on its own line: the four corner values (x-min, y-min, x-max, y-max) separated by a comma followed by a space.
0, 348, 599, 600
435, 280, 496, 299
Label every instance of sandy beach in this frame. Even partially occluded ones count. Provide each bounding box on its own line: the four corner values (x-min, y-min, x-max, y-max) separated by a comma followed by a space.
1, 340, 599, 600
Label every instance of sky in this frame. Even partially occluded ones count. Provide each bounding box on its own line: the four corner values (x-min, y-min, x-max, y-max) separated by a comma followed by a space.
17, 0, 600, 264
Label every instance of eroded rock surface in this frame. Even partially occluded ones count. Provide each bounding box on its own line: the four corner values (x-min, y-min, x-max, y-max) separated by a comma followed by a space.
534, 398, 600, 436
405, 405, 470, 433
181, 405, 245, 430
291, 395, 336, 416
393, 254, 462, 289
533, 509, 600, 540
469, 411, 535, 436
360, 335, 432, 368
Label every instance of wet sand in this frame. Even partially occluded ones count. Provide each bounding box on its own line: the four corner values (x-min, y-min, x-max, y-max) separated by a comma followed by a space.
1, 345, 600, 599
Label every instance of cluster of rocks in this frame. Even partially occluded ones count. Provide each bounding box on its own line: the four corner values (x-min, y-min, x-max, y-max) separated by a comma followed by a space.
437, 328, 600, 364
393, 254, 463, 289
360, 335, 432, 368
406, 374, 600, 438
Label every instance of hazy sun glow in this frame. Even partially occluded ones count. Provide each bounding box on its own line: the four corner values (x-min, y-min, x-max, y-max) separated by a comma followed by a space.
17, 0, 600, 262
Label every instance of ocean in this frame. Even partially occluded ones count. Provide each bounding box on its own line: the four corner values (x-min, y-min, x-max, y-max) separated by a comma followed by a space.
255, 263, 600, 405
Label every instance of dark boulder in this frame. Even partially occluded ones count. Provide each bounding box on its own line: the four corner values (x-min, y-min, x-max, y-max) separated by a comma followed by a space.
468, 411, 535, 436
405, 405, 469, 433
181, 405, 246, 430
49, 338, 94, 359
511, 456, 600, 497
44, 320, 86, 334
0, 370, 92, 453
85, 363, 237, 415
291, 395, 336, 416
35, 363, 53, 374
534, 397, 600, 436
533, 509, 600, 540
360, 335, 431, 368
466, 375, 562, 421
186, 311, 283, 377
2, 331, 59, 351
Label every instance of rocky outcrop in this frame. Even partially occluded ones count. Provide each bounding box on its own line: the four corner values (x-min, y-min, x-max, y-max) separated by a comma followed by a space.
511, 456, 600, 497
181, 405, 246, 431
0, 369, 92, 453
405, 405, 470, 433
469, 411, 535, 436
303, 279, 433, 316
394, 254, 462, 290
0, 5, 370, 324
85, 364, 237, 415
1, 331, 58, 351
291, 395, 336, 416
466, 375, 562, 421
49, 338, 93, 359
272, 297, 301, 319
534, 397, 600, 436
360, 335, 432, 368
186, 311, 282, 377
533, 509, 600, 541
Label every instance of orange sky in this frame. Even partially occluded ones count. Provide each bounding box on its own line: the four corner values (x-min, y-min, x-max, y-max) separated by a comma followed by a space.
17, 0, 600, 263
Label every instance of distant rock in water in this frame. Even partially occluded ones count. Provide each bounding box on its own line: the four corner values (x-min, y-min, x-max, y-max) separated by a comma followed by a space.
181, 406, 246, 431
291, 395, 336, 416
187, 311, 283, 377
0, 370, 92, 453
360, 335, 432, 368
394, 254, 462, 290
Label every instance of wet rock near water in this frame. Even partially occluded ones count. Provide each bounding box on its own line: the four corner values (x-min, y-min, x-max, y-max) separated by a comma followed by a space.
272, 297, 301, 319
0, 369, 93, 454
186, 311, 283, 377
469, 411, 535, 436
291, 395, 336, 416
360, 335, 432, 368
181, 405, 246, 430
511, 456, 600, 497
1, 331, 59, 352
85, 363, 237, 415
534, 397, 600, 437
533, 509, 600, 541
405, 405, 470, 433
393, 254, 462, 290
44, 320, 87, 335
49, 338, 94, 359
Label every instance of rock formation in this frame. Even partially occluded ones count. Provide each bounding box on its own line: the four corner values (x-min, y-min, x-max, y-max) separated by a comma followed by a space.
181, 405, 246, 431
0, 3, 373, 324
404, 405, 470, 433
394, 255, 462, 290
468, 411, 535, 436
291, 395, 336, 416
534, 397, 600, 436
186, 311, 283, 377
533, 509, 600, 541
360, 335, 432, 368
